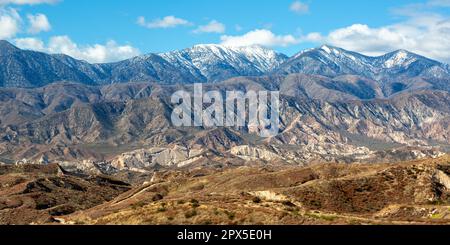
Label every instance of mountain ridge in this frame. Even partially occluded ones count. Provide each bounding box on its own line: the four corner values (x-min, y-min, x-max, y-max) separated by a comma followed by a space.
276, 44, 449, 78
160, 44, 288, 82
2, 40, 449, 91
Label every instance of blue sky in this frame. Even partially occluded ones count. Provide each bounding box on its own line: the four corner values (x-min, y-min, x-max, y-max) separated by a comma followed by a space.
1, 0, 450, 63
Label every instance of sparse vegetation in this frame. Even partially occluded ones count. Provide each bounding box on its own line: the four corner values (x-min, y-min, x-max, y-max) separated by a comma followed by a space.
202, 220, 212, 225
305, 212, 338, 222
156, 202, 167, 212
131, 201, 147, 210
152, 194, 164, 201
431, 213, 443, 219
3, 156, 450, 225
190, 199, 200, 208
285, 206, 300, 214
282, 201, 296, 207
185, 209, 198, 219
252, 197, 262, 204
224, 210, 235, 220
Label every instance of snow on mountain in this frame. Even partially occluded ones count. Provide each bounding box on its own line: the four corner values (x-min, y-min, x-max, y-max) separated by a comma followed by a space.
275, 45, 377, 78
160, 44, 288, 82
276, 45, 449, 80
1, 39, 449, 90
376, 50, 450, 79
382, 50, 416, 69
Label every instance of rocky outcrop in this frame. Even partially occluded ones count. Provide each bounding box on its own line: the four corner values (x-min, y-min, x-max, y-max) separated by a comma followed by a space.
109, 145, 205, 171
434, 170, 450, 190
0, 81, 448, 170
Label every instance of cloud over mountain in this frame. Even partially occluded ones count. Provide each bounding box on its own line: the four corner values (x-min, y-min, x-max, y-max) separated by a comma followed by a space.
14, 36, 141, 63
27, 13, 51, 34
0, 8, 20, 39
221, 29, 300, 47
301, 1, 450, 63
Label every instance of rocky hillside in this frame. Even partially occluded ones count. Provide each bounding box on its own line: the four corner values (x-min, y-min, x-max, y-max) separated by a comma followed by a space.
13, 156, 447, 225
0, 40, 449, 171
0, 81, 447, 170
0, 164, 130, 224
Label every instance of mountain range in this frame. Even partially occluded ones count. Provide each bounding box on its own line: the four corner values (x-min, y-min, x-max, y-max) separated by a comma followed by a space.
0, 41, 288, 87
2, 41, 450, 226
0, 40, 449, 171
1, 40, 449, 95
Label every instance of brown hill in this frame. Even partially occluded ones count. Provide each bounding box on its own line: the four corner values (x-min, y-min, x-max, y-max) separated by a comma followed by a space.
56, 155, 450, 225
0, 164, 130, 224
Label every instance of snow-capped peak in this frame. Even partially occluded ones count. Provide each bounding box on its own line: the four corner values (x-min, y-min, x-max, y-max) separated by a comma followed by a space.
292, 45, 347, 60
320, 45, 332, 54
319, 45, 342, 55
187, 43, 281, 60
159, 44, 288, 82
383, 50, 416, 68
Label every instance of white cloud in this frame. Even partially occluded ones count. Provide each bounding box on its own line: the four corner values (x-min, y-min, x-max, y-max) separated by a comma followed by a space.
297, 0, 450, 63
48, 36, 141, 63
0, 0, 55, 39
14, 37, 44, 50
290, 1, 309, 14
0, 0, 58, 5
193, 20, 225, 34
220, 29, 300, 47
0, 8, 20, 39
14, 36, 141, 63
303, 32, 323, 42
137, 15, 191, 29
27, 13, 50, 33
305, 13, 450, 63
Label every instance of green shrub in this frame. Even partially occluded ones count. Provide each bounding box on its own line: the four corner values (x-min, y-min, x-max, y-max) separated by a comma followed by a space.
185, 210, 198, 218
190, 199, 200, 208
224, 210, 235, 220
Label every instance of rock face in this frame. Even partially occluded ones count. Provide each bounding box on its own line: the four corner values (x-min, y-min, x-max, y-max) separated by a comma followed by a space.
230, 145, 283, 162
0, 41, 449, 172
434, 170, 450, 190
0, 80, 448, 171
109, 146, 205, 171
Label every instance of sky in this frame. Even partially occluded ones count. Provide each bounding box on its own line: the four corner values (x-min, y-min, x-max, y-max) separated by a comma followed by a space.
0, 0, 450, 63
